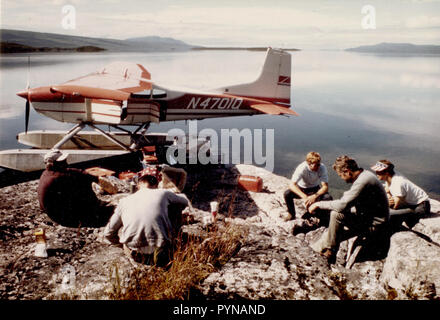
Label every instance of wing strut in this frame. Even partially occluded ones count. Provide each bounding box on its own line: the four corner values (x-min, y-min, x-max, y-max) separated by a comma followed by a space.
53, 123, 86, 150
50, 122, 150, 153
130, 122, 151, 149
89, 124, 131, 151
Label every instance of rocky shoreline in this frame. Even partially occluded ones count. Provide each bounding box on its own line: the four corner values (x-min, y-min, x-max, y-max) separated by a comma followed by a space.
0, 164, 439, 300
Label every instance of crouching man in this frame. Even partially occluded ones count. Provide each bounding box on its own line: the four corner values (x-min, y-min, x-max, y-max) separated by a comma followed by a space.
283, 151, 332, 220
371, 159, 430, 230
103, 167, 189, 265
308, 155, 389, 264
37, 149, 114, 227
283, 151, 333, 234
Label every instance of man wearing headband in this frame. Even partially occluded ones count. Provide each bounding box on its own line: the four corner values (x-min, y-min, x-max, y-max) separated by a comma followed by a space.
103, 166, 189, 265
371, 160, 430, 229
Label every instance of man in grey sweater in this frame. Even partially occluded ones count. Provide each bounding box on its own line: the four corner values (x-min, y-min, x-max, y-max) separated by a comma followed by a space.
103, 167, 189, 264
308, 155, 389, 263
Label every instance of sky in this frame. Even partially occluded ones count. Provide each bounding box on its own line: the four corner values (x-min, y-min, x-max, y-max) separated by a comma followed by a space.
1, 0, 440, 49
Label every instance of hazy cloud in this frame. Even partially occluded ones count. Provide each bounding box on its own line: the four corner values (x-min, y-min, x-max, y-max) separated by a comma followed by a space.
1, 0, 440, 49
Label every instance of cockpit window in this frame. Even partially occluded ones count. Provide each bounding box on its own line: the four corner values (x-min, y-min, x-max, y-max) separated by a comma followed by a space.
131, 88, 167, 99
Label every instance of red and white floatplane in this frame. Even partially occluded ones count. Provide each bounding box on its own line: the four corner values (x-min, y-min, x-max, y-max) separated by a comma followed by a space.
0, 48, 297, 172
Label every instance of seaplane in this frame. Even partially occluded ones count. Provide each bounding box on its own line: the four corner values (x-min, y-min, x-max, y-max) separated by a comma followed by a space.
0, 47, 297, 172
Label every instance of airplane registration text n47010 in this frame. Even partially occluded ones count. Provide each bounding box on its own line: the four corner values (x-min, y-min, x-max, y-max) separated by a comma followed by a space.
186, 97, 243, 110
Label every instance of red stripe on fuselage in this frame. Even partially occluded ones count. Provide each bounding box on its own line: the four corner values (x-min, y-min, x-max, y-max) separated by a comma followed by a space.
91, 99, 120, 106
35, 109, 157, 118
34, 108, 85, 114
31, 97, 85, 103
232, 95, 290, 104
91, 112, 120, 118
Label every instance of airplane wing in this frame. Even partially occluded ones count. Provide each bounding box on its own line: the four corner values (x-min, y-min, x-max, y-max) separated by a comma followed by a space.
50, 85, 130, 101
249, 104, 299, 116
52, 62, 152, 100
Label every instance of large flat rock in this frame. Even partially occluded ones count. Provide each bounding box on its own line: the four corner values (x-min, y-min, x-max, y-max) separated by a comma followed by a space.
1, 164, 439, 299
200, 164, 440, 300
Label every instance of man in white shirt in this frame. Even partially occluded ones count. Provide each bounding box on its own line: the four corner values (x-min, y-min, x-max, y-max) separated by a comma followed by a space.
371, 159, 430, 229
103, 166, 189, 265
284, 152, 332, 223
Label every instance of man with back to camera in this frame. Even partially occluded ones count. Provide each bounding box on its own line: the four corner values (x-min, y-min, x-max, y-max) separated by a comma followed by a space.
371, 159, 430, 230
307, 155, 389, 264
103, 166, 190, 265
283, 152, 332, 233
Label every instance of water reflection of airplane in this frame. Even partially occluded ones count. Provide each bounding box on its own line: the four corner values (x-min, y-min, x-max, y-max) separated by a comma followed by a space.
0, 48, 297, 172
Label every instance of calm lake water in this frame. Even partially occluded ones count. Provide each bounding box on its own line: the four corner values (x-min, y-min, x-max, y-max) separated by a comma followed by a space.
1, 50, 439, 199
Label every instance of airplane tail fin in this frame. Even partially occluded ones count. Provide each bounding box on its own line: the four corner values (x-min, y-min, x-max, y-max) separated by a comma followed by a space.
219, 48, 291, 105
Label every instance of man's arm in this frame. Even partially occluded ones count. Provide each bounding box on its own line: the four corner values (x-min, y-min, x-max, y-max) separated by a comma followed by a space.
304, 182, 329, 207
304, 164, 329, 207
392, 196, 405, 209
167, 191, 190, 207
316, 182, 329, 197
167, 192, 192, 229
289, 181, 308, 199
309, 174, 367, 213
289, 163, 308, 198
315, 165, 329, 198
102, 206, 122, 244
389, 178, 406, 209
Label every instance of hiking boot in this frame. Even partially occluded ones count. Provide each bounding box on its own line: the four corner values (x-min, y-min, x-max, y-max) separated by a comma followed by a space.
301, 212, 312, 220
404, 216, 420, 230
292, 219, 319, 235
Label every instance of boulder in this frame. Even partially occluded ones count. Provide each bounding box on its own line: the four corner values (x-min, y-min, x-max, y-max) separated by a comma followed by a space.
380, 210, 440, 299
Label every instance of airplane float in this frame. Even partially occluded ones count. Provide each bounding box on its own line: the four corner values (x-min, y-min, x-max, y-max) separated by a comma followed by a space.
0, 48, 297, 172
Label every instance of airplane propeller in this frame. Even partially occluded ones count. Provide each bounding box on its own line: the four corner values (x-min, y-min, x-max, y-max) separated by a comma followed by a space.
16, 88, 32, 133
25, 98, 30, 133
23, 56, 31, 133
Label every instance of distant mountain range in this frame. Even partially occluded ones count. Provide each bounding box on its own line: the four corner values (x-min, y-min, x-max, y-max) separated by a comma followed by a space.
2, 30, 438, 55
346, 42, 440, 54
0, 29, 301, 54
0, 29, 196, 53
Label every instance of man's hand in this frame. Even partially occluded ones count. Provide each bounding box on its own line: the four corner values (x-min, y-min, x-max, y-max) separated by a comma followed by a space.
304, 194, 318, 208
392, 196, 404, 210
181, 207, 195, 224
98, 234, 121, 247
308, 202, 319, 214
388, 196, 395, 208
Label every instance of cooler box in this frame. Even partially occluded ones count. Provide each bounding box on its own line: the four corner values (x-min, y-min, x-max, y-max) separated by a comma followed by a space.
85, 167, 115, 177
237, 175, 263, 192
118, 171, 138, 180
142, 145, 156, 154
144, 155, 159, 164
